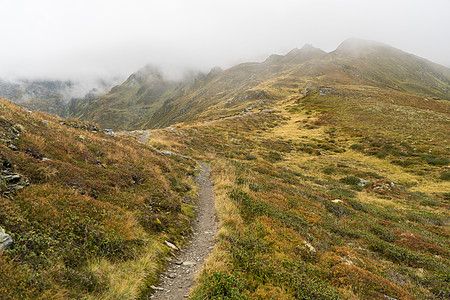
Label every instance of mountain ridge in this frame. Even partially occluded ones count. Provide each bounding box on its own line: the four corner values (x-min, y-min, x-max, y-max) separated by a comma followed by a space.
66, 38, 449, 130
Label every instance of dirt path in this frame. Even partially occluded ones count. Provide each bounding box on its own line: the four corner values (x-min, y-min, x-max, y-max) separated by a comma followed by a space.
150, 161, 218, 299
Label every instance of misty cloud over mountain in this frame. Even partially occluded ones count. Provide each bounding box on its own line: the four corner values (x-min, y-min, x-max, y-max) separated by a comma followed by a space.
1, 0, 449, 87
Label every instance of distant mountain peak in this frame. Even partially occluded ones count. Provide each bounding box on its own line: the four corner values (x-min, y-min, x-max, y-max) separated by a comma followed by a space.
335, 38, 394, 55
206, 66, 223, 79
127, 64, 164, 84
265, 44, 325, 64
286, 44, 325, 56
300, 43, 322, 52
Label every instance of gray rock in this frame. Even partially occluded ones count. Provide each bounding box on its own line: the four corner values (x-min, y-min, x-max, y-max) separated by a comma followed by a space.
358, 178, 369, 186
0, 170, 29, 196
0, 227, 13, 250
7, 144, 17, 151
160, 150, 191, 160
3, 174, 21, 183
103, 129, 116, 137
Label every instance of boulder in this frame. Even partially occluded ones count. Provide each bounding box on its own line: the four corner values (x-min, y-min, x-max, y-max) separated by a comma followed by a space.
358, 178, 369, 187
0, 227, 13, 250
367, 180, 397, 195
103, 129, 116, 137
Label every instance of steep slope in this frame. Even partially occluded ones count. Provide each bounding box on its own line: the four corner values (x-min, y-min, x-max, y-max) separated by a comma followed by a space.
0, 98, 198, 298
67, 65, 205, 130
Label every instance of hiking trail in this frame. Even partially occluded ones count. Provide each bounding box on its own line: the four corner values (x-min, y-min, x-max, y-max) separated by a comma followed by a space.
150, 161, 218, 299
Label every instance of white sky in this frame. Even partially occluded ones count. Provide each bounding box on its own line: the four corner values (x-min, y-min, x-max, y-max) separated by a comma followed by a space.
1, 0, 449, 82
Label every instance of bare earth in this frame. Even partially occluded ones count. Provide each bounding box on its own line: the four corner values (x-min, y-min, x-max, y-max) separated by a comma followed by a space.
150, 161, 218, 299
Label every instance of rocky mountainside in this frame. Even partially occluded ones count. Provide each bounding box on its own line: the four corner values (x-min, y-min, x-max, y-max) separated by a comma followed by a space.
66, 38, 450, 130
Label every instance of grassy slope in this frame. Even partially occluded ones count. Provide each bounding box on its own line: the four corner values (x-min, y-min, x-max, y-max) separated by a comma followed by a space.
146, 85, 449, 299
0, 98, 198, 299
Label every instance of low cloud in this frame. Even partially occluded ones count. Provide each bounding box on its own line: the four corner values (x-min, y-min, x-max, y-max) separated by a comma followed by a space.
1, 0, 449, 88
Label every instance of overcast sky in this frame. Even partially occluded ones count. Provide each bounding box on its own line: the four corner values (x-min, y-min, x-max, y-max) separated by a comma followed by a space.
1, 0, 449, 82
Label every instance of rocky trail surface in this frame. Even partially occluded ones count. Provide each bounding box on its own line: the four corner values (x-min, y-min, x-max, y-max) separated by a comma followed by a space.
150, 161, 218, 299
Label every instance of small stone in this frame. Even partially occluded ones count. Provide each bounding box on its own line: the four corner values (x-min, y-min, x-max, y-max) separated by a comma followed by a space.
150, 285, 164, 291
303, 241, 316, 253
331, 199, 344, 203
164, 241, 179, 250
7, 144, 17, 151
168, 273, 176, 279
182, 261, 196, 266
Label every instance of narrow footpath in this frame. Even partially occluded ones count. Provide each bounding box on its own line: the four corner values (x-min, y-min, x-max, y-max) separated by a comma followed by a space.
150, 162, 218, 299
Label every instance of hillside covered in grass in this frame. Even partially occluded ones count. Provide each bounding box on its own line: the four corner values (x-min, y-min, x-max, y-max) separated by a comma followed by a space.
143, 73, 449, 298
0, 98, 198, 299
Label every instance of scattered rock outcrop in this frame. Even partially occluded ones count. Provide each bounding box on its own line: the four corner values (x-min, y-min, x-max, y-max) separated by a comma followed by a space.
0, 159, 29, 197
0, 116, 24, 149
59, 120, 99, 131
